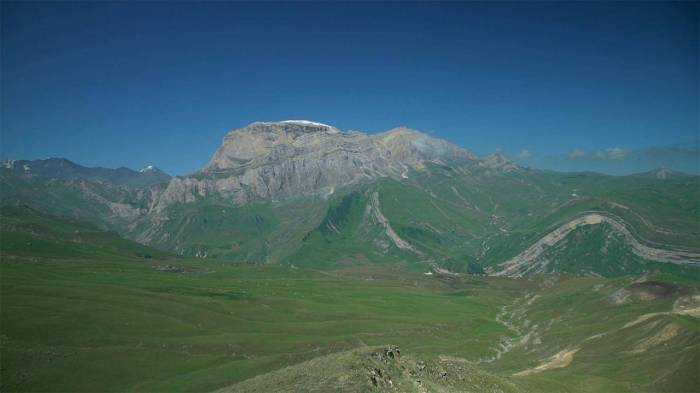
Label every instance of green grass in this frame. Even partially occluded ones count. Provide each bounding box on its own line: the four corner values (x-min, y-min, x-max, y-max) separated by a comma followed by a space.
139, 197, 329, 263
4, 251, 697, 392
483, 274, 700, 393
0, 257, 519, 392
219, 345, 524, 393
5, 161, 697, 278
0, 206, 170, 260
1, 198, 699, 393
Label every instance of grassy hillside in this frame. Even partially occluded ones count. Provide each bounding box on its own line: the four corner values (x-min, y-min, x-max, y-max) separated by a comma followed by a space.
287, 170, 699, 277
0, 170, 149, 232
3, 161, 698, 278
0, 206, 170, 260
0, 213, 514, 392
483, 274, 700, 393
219, 345, 524, 393
1, 211, 698, 392
135, 197, 329, 263
0, 260, 517, 392
3, 258, 697, 392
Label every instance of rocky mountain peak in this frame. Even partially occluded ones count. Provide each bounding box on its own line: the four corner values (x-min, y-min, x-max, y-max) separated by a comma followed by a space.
139, 165, 169, 176
380, 126, 424, 137
478, 152, 521, 172
631, 168, 690, 181
203, 121, 475, 173
181, 120, 481, 204
203, 120, 348, 172
1, 158, 171, 187
653, 168, 673, 179
376, 127, 476, 163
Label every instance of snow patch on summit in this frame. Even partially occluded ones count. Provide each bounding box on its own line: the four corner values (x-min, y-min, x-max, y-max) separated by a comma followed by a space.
280, 120, 334, 128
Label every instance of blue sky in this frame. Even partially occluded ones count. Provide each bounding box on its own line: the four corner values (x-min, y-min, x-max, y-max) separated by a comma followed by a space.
1, 2, 697, 176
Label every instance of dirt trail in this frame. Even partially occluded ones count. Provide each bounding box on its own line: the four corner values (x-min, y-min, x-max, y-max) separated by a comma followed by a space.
628, 323, 680, 354
623, 313, 665, 329
473, 292, 541, 364
491, 212, 700, 277
513, 348, 580, 376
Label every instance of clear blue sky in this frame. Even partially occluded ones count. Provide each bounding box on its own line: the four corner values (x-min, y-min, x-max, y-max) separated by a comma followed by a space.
1, 1, 697, 175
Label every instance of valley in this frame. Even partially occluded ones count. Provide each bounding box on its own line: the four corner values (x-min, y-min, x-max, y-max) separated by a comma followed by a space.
0, 202, 698, 392
1, 121, 698, 392
3, 121, 698, 278
4, 0, 698, 390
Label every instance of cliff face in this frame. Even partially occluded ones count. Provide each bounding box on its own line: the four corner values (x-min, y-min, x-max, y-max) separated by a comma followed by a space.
0, 120, 512, 230
143, 121, 478, 213
178, 121, 477, 204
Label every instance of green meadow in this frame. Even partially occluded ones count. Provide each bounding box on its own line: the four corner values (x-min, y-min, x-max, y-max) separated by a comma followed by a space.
1, 207, 698, 392
0, 256, 519, 392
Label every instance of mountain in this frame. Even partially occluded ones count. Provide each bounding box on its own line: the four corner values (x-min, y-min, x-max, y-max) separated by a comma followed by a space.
1, 120, 698, 277
1, 158, 171, 187
2, 121, 699, 393
154, 120, 477, 208
2, 205, 698, 393
631, 167, 692, 181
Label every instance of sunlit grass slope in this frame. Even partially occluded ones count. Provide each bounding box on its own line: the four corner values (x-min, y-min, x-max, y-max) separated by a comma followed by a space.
1, 208, 698, 392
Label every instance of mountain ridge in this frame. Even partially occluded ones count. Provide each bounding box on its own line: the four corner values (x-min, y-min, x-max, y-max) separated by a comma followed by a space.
1, 157, 171, 187
1, 120, 698, 277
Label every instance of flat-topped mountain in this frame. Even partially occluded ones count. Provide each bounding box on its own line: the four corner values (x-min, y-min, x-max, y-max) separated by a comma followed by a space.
199, 120, 477, 200
205, 121, 477, 172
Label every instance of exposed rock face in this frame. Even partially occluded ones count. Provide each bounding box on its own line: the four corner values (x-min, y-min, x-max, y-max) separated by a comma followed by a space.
478, 152, 521, 173
0, 120, 497, 238
369, 191, 421, 255
654, 168, 673, 180
489, 212, 700, 277
149, 175, 249, 213
162, 120, 478, 205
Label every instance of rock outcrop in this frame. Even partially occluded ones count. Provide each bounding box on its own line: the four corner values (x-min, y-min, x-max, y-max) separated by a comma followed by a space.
151, 120, 478, 209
